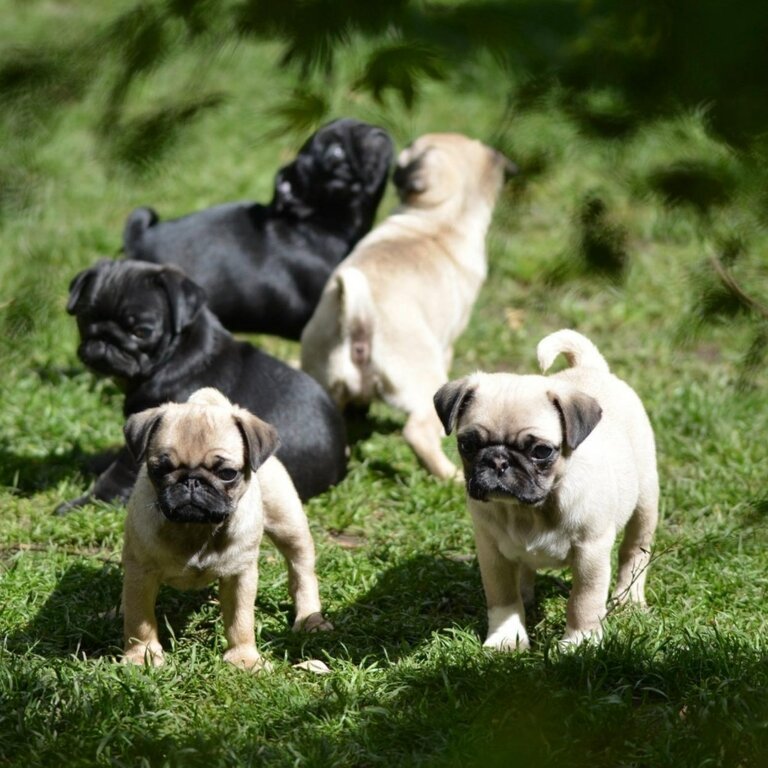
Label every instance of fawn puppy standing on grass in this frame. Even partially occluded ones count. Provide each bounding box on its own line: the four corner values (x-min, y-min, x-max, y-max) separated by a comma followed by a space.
434, 329, 659, 651
301, 132, 516, 479
121, 388, 332, 669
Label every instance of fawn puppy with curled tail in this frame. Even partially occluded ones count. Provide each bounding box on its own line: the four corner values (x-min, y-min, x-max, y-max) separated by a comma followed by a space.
434, 329, 659, 651
121, 388, 332, 669
301, 132, 516, 479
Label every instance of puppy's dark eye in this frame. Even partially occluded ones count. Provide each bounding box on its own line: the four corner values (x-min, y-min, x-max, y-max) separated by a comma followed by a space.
148, 456, 174, 476
216, 467, 239, 483
530, 444, 555, 461
132, 325, 153, 340
457, 434, 479, 456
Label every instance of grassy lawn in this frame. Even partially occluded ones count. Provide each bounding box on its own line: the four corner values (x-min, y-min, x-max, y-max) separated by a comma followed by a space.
1, 2, 767, 766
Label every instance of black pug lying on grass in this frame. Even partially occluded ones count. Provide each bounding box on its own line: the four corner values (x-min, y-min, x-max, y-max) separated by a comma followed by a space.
123, 118, 394, 340
56, 260, 347, 514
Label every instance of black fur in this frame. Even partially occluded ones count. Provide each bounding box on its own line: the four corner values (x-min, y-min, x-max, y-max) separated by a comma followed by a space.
57, 260, 347, 513
123, 118, 394, 339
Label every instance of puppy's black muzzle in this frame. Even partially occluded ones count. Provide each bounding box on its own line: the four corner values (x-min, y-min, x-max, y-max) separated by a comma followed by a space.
158, 476, 232, 524
78, 338, 144, 379
466, 446, 547, 505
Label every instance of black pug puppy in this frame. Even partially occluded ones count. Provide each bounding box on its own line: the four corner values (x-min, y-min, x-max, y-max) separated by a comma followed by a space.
57, 260, 347, 514
123, 118, 394, 339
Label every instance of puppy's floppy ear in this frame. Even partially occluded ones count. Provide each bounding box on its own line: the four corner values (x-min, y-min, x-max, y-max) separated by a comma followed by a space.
154, 266, 207, 335
434, 377, 475, 435
124, 407, 165, 464
548, 389, 602, 451
234, 412, 280, 472
66, 259, 112, 315
361, 128, 395, 194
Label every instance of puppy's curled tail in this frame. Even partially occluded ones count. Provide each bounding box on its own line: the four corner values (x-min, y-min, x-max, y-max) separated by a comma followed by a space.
123, 206, 159, 253
337, 267, 374, 367
537, 329, 610, 374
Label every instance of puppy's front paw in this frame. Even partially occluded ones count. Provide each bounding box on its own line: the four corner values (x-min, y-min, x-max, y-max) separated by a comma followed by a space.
559, 626, 602, 649
484, 607, 529, 652
54, 494, 91, 516
223, 645, 269, 672
294, 611, 334, 633
483, 631, 530, 653
123, 643, 165, 667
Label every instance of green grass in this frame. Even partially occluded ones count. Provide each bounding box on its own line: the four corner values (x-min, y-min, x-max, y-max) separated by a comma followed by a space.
2, 2, 768, 766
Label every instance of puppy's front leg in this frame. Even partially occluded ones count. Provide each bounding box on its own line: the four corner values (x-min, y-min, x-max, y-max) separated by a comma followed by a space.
219, 563, 263, 671
122, 561, 164, 666
261, 467, 333, 633
472, 510, 530, 652
563, 538, 613, 646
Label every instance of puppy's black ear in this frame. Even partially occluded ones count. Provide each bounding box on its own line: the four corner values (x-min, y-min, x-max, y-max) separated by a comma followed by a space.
548, 389, 602, 451
154, 267, 207, 335
124, 407, 165, 465
66, 259, 112, 314
235, 413, 280, 472
434, 377, 475, 435
362, 129, 395, 195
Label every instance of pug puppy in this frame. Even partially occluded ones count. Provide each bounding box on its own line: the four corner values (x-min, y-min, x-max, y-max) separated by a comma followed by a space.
123, 118, 394, 339
434, 329, 659, 650
121, 388, 332, 668
58, 259, 346, 513
301, 133, 515, 479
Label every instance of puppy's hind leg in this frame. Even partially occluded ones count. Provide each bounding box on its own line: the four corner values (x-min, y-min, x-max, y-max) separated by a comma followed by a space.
260, 462, 333, 633
612, 486, 659, 608
403, 408, 460, 480
385, 353, 459, 480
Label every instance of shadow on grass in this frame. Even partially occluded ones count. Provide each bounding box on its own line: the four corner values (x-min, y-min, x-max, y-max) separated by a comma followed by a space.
274, 552, 569, 665
0, 445, 120, 497
7, 561, 123, 658
270, 630, 768, 767
6, 560, 223, 661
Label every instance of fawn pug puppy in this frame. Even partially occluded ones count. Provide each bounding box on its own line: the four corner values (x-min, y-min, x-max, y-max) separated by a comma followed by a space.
301, 132, 515, 479
121, 388, 332, 669
434, 329, 659, 650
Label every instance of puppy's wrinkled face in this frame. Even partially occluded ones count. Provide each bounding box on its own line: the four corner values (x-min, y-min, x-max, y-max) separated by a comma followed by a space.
457, 377, 564, 504
67, 261, 205, 383
273, 118, 393, 227
435, 373, 601, 507
146, 406, 250, 524
393, 133, 515, 209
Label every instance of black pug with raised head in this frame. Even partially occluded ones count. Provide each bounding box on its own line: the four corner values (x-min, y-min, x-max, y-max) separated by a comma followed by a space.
123, 118, 394, 339
57, 260, 347, 514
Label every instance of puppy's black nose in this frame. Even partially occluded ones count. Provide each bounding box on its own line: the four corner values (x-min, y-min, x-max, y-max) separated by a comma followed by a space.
491, 456, 509, 474
184, 476, 203, 492
482, 448, 510, 475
